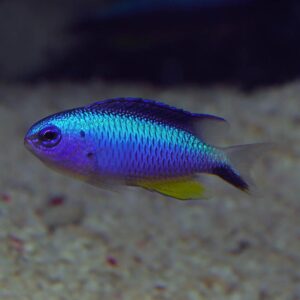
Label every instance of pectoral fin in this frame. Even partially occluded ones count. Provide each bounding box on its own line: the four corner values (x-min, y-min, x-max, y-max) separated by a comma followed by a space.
138, 178, 208, 200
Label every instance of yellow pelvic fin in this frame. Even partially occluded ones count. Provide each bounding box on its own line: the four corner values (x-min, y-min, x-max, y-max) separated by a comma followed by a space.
138, 178, 208, 200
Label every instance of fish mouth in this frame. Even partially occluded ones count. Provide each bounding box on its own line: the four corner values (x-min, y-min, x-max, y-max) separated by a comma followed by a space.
24, 136, 34, 152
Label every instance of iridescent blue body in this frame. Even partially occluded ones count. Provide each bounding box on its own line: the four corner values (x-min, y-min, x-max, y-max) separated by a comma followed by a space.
71, 107, 225, 180
25, 98, 261, 199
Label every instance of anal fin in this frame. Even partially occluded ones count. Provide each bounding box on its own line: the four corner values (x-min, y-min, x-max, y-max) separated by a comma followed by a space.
138, 178, 208, 200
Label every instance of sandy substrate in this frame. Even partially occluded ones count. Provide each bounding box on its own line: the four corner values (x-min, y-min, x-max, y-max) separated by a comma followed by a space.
0, 81, 299, 300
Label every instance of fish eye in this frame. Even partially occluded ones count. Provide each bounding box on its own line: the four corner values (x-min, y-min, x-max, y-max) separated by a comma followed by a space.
38, 125, 61, 147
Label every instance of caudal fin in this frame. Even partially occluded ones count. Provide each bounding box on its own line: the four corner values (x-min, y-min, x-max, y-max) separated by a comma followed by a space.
215, 143, 272, 193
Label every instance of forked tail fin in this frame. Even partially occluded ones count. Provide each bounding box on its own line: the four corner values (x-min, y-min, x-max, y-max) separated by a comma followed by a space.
215, 143, 272, 193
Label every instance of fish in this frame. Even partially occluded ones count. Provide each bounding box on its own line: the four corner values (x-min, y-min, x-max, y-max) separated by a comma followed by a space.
24, 97, 268, 200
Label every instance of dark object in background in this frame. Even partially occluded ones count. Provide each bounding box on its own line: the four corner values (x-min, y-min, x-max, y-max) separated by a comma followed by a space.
2, 0, 300, 89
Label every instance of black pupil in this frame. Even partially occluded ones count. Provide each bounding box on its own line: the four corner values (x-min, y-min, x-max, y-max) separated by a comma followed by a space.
42, 130, 57, 141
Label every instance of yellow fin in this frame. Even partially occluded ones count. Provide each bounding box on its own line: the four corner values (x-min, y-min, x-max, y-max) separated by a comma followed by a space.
138, 178, 208, 200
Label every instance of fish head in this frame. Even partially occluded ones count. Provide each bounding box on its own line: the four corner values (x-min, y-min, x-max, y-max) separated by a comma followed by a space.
24, 110, 97, 179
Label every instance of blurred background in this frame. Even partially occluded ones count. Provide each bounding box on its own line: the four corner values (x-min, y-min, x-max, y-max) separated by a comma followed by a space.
1, 0, 300, 89
1, 1, 300, 299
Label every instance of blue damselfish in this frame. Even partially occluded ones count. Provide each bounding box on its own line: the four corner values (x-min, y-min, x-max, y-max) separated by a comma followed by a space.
24, 97, 266, 200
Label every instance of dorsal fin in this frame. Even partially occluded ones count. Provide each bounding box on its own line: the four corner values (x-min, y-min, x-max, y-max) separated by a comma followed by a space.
86, 97, 229, 145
